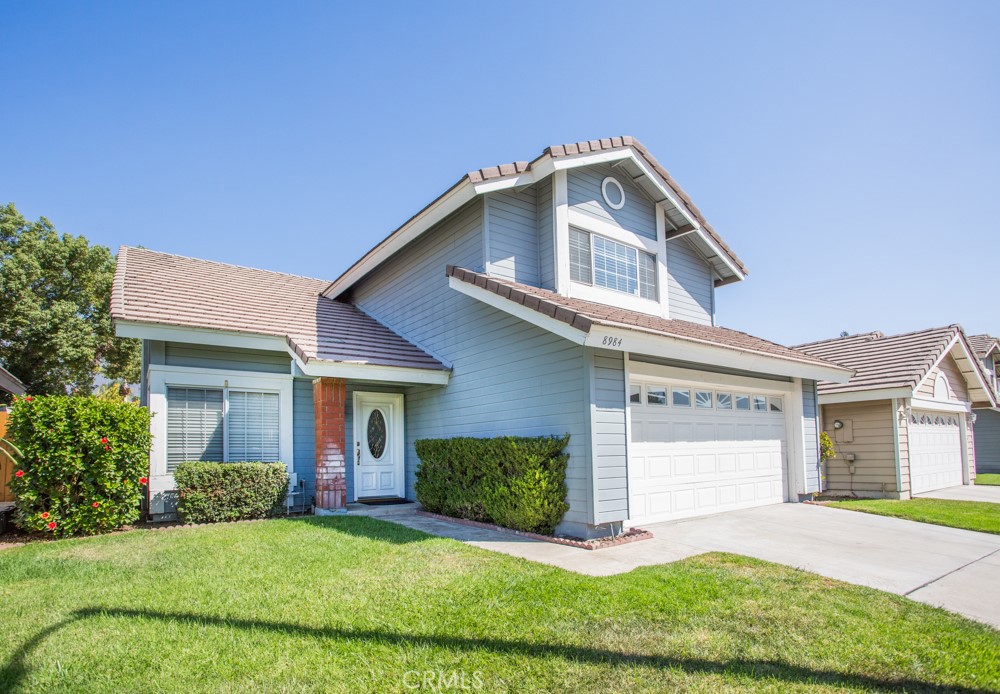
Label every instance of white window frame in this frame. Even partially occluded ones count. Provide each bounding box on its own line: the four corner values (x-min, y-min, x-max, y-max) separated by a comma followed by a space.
148, 365, 294, 495
570, 228, 658, 301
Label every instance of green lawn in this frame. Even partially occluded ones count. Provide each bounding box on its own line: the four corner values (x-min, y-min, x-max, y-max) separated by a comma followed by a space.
825, 498, 1000, 535
0, 517, 997, 692
976, 473, 1000, 486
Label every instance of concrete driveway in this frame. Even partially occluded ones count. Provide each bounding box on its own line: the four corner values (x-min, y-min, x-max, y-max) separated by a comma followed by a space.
917, 484, 1000, 503
392, 504, 1000, 628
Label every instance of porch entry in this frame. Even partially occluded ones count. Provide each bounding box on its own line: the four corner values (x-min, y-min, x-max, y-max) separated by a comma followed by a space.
353, 392, 405, 500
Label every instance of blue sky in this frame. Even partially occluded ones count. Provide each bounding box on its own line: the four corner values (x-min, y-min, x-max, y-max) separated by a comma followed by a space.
2, 1, 997, 345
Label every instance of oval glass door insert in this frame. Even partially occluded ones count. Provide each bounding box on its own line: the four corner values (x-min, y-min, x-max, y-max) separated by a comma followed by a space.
367, 409, 387, 459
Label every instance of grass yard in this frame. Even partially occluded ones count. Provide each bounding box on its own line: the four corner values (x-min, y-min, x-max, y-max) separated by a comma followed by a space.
825, 498, 1000, 535
0, 517, 998, 692
976, 473, 1000, 486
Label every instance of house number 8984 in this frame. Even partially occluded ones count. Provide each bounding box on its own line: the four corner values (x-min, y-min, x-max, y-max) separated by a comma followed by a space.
601, 336, 623, 348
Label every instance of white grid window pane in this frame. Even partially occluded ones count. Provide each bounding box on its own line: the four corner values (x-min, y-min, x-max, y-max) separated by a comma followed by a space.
672, 388, 692, 407
569, 228, 592, 284
629, 384, 642, 404
695, 390, 713, 408
753, 395, 768, 412
716, 392, 733, 409
166, 387, 224, 472
593, 235, 638, 295
735, 394, 751, 411
638, 251, 657, 300
227, 391, 280, 462
647, 387, 667, 406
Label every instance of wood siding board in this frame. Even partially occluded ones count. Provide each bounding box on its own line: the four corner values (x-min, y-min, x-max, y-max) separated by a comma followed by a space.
351, 200, 594, 535
537, 175, 555, 290
487, 187, 539, 286
973, 408, 1000, 473
918, 354, 971, 401
666, 236, 713, 325
163, 342, 291, 373
591, 349, 628, 524
821, 400, 901, 496
567, 164, 657, 240
293, 378, 317, 499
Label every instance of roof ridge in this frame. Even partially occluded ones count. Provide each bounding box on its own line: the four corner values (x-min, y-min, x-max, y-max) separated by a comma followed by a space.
120, 246, 332, 285
794, 324, 960, 349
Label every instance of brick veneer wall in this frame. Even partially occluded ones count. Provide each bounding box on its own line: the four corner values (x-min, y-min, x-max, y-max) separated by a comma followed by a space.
313, 377, 347, 510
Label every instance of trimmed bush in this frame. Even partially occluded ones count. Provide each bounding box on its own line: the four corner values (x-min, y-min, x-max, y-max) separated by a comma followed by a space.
6, 394, 152, 537
414, 435, 569, 534
174, 462, 289, 524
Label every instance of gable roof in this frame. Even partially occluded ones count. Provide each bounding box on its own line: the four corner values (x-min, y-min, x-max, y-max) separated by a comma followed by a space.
447, 266, 851, 382
0, 364, 25, 396
112, 247, 447, 375
794, 325, 996, 406
968, 334, 1000, 360
323, 136, 747, 300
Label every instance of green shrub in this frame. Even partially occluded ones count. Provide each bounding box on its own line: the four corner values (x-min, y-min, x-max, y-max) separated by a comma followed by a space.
6, 394, 152, 537
174, 462, 289, 524
414, 435, 570, 534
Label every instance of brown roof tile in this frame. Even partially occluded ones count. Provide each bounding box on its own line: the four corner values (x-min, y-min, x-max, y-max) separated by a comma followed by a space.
968, 334, 1000, 359
793, 326, 966, 395
447, 266, 840, 371
113, 247, 447, 371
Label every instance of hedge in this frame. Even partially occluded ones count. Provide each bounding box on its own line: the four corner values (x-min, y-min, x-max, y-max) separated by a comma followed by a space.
174, 462, 289, 524
414, 435, 569, 534
6, 394, 152, 537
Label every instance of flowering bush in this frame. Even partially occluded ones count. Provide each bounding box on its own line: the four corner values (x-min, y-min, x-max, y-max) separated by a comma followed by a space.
6, 395, 152, 537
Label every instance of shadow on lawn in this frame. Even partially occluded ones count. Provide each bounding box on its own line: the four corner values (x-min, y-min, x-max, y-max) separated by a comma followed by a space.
0, 607, 986, 692
280, 514, 431, 545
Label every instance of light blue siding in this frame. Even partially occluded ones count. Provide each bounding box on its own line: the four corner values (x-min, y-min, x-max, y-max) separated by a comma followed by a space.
974, 408, 1000, 473
351, 199, 596, 536
163, 342, 290, 373
802, 379, 821, 493
486, 188, 539, 286
591, 350, 628, 523
568, 163, 657, 240
536, 176, 555, 290
666, 236, 714, 325
293, 378, 316, 500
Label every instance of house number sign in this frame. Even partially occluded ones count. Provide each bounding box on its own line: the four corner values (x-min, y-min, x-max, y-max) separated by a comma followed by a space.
601, 336, 623, 348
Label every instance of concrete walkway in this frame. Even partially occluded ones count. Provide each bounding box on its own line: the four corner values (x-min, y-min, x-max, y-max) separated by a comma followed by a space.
389, 504, 1000, 629
917, 484, 1000, 503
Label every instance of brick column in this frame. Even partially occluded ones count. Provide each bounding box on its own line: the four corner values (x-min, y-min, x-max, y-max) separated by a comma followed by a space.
313, 377, 347, 511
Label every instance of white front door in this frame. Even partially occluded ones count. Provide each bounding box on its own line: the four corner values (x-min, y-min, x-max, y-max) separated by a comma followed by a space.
353, 392, 405, 500
909, 410, 964, 494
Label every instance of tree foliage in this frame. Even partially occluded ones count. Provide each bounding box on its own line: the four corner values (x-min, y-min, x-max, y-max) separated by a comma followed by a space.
0, 203, 140, 401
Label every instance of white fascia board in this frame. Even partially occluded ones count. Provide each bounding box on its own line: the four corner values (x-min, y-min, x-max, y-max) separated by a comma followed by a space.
448, 276, 588, 345
115, 321, 288, 352
585, 324, 853, 383
817, 388, 914, 405
909, 397, 971, 413
323, 180, 478, 299
628, 360, 795, 394
292, 353, 450, 385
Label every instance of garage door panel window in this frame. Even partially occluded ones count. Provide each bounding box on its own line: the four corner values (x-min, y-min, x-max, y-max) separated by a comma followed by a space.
753, 395, 767, 412
647, 387, 667, 406
768, 397, 783, 413
735, 394, 751, 411
716, 392, 733, 409
672, 388, 692, 407
629, 384, 642, 404
695, 390, 713, 408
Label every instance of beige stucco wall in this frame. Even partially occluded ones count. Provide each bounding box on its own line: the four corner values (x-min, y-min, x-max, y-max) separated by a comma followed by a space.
821, 399, 907, 498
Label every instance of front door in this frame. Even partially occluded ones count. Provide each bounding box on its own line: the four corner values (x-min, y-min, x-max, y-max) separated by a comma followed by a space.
353, 392, 404, 500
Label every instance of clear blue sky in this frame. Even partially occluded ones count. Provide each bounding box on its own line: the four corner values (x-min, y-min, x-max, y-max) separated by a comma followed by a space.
2, 1, 997, 345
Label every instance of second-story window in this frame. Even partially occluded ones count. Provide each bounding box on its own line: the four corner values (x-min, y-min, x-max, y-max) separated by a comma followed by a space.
569, 227, 657, 300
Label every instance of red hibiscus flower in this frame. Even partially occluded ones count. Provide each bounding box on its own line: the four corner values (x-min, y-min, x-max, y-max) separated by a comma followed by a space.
140, 477, 148, 485
47, 521, 56, 530
100, 437, 109, 444
104, 445, 111, 451
15, 470, 24, 478
24, 395, 33, 402
92, 502, 100, 508
40, 512, 50, 519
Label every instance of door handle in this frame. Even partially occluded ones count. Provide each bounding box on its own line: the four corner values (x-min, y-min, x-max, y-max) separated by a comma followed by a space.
356, 444, 361, 465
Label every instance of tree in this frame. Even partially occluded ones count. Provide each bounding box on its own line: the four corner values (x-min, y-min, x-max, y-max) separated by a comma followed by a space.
0, 203, 140, 402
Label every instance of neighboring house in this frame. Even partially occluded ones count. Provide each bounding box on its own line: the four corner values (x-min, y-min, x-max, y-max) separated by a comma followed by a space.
968, 334, 1000, 473
0, 364, 26, 398
795, 326, 997, 498
112, 136, 852, 538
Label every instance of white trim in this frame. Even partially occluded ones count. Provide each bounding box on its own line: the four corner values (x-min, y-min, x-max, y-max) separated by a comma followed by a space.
116, 321, 288, 353
891, 398, 904, 496
448, 275, 587, 344
481, 194, 491, 274
352, 391, 405, 500
959, 413, 971, 485
291, 354, 450, 385
913, 334, 997, 406
601, 176, 626, 210
324, 180, 477, 299
910, 397, 971, 413
566, 209, 659, 254
627, 361, 794, 394
786, 378, 806, 499
622, 351, 633, 522
553, 170, 570, 294
567, 282, 662, 317
586, 325, 852, 383
147, 365, 295, 502
817, 388, 914, 405
656, 203, 669, 318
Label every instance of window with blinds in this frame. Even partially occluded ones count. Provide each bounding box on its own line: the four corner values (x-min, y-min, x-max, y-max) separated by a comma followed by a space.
569, 227, 592, 284
166, 387, 224, 472
569, 228, 657, 300
166, 387, 280, 472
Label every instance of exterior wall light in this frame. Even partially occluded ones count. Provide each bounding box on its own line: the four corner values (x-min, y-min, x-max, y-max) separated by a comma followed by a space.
833, 420, 844, 429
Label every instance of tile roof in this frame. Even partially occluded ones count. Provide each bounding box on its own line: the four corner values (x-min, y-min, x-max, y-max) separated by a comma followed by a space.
112, 247, 447, 371
793, 326, 970, 395
447, 266, 842, 371
968, 334, 1000, 359
468, 137, 747, 278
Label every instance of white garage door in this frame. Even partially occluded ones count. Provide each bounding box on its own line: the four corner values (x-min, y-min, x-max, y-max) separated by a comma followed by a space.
628, 381, 788, 525
909, 410, 964, 494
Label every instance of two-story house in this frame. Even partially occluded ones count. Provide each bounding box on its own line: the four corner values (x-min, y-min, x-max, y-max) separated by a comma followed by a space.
111, 137, 851, 538
969, 334, 1000, 473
